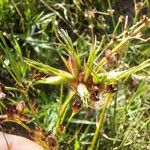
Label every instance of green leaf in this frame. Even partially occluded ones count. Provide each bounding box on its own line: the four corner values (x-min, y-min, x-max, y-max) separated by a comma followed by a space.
24, 58, 74, 80
35, 76, 72, 85
0, 32, 24, 85
105, 59, 150, 83
58, 29, 81, 70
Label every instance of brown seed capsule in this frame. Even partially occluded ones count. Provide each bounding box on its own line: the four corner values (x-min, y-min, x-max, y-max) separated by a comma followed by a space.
0, 83, 6, 99
71, 98, 82, 113
119, 15, 125, 23
90, 92, 99, 101
106, 85, 117, 93
45, 134, 57, 148
5, 102, 29, 122
6, 104, 18, 116
32, 70, 41, 80
112, 34, 117, 41
105, 49, 112, 59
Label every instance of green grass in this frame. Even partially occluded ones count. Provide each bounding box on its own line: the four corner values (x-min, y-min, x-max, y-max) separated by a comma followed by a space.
0, 0, 150, 149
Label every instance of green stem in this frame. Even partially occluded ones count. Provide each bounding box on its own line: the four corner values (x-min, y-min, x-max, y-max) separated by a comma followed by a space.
113, 21, 120, 35
58, 85, 63, 115
107, 0, 115, 29
89, 93, 113, 150
56, 89, 76, 135
62, 113, 74, 135
21, 90, 42, 128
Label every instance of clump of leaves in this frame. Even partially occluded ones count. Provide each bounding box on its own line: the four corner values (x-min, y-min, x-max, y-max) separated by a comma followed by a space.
24, 16, 150, 149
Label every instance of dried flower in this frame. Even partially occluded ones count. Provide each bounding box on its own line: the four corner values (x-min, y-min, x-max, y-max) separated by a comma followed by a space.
105, 49, 119, 66
135, 2, 144, 12
107, 9, 115, 16
77, 83, 90, 107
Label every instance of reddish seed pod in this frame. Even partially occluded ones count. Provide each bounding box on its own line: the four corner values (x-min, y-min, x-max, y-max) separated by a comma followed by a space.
32, 70, 41, 80
71, 98, 82, 113
106, 85, 117, 93
90, 92, 99, 101
6, 104, 18, 116
0, 83, 5, 92
0, 83, 6, 99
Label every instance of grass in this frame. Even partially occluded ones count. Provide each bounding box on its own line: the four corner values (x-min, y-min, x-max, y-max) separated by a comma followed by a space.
0, 0, 150, 149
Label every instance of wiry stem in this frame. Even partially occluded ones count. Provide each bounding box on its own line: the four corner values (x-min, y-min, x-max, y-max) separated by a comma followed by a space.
56, 90, 76, 135
89, 93, 113, 150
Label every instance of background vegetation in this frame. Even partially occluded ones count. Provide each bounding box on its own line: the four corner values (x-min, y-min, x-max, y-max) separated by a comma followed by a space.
0, 0, 150, 149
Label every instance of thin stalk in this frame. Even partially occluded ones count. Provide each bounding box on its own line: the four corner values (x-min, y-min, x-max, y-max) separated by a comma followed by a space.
62, 113, 74, 135
133, 0, 138, 24
68, 112, 90, 144
10, 0, 25, 33
113, 21, 120, 35
56, 90, 76, 135
112, 93, 117, 137
21, 90, 42, 128
89, 93, 113, 150
95, 35, 105, 62
95, 57, 107, 73
62, 107, 82, 135
58, 85, 64, 115
107, 0, 115, 28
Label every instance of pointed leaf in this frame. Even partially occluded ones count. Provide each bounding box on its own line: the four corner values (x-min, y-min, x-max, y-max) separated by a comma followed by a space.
35, 76, 72, 85
105, 59, 150, 83
24, 58, 74, 80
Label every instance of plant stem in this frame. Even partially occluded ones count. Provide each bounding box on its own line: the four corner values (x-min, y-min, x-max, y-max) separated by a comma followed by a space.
89, 93, 113, 150
56, 89, 76, 135
21, 90, 42, 128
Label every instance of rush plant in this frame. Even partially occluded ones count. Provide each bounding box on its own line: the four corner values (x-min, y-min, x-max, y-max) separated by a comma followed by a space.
24, 17, 150, 149
0, 0, 150, 150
